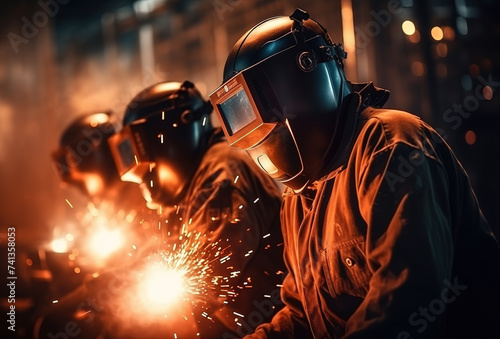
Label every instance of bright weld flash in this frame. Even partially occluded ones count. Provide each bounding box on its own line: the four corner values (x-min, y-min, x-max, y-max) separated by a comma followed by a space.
51, 238, 69, 253
141, 263, 186, 309
90, 229, 124, 258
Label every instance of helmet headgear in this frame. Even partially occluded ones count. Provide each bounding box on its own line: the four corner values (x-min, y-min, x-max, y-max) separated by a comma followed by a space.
210, 8, 350, 191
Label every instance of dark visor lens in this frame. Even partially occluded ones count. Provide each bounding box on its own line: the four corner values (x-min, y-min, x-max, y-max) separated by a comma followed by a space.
116, 137, 135, 170
218, 88, 257, 136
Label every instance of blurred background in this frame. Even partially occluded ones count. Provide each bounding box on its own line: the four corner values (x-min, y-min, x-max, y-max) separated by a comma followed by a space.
0, 0, 499, 337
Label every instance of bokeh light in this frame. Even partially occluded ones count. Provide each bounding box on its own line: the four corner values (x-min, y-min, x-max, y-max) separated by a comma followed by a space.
402, 20, 416, 35
411, 61, 426, 76
431, 26, 444, 41
465, 130, 477, 145
51, 238, 69, 253
483, 86, 493, 100
90, 228, 124, 259
436, 43, 448, 58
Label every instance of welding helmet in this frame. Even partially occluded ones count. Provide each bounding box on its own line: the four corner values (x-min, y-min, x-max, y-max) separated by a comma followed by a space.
210, 8, 351, 192
52, 112, 121, 197
108, 81, 213, 207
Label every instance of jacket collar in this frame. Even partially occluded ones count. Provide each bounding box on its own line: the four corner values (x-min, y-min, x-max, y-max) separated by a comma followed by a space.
315, 82, 390, 183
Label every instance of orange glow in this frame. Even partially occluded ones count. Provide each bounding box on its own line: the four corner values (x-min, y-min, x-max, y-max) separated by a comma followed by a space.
25, 258, 33, 266
141, 263, 187, 311
431, 26, 444, 41
469, 64, 480, 77
84, 173, 105, 196
411, 61, 425, 76
158, 165, 181, 190
407, 30, 421, 43
436, 43, 448, 58
156, 82, 183, 94
443, 26, 455, 40
89, 113, 110, 127
74, 309, 92, 320
51, 238, 69, 253
340, 0, 357, 80
465, 130, 476, 145
90, 228, 124, 258
483, 86, 493, 100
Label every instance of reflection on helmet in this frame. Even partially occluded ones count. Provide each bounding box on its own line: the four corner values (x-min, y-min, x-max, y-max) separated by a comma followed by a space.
51, 111, 121, 197
109, 81, 213, 207
210, 8, 351, 192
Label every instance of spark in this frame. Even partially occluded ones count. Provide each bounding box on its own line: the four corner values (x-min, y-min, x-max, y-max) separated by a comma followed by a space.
233, 311, 244, 318
253, 198, 260, 203
52, 300, 58, 303
202, 116, 207, 126
238, 205, 243, 210
263, 233, 270, 239
121, 231, 236, 321
162, 111, 165, 120
65, 199, 73, 208
134, 155, 139, 165
234, 175, 239, 184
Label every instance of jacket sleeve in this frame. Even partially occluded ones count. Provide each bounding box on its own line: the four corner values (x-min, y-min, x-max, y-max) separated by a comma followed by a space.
183, 155, 285, 333
243, 191, 313, 339
244, 245, 313, 338
344, 143, 455, 338
184, 158, 281, 276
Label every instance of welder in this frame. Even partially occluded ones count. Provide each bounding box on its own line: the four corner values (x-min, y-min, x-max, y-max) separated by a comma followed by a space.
36, 112, 151, 339
107, 80, 286, 338
209, 8, 500, 338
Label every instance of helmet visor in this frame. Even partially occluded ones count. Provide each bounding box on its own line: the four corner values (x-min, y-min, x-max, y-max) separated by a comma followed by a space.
108, 119, 155, 184
210, 71, 279, 149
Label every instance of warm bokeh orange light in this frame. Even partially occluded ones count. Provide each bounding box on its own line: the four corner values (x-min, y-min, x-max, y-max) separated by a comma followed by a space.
411, 61, 426, 76
465, 130, 477, 145
431, 26, 444, 41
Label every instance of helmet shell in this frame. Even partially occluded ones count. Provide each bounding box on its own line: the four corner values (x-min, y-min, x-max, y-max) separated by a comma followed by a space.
52, 111, 121, 197
122, 81, 213, 206
219, 11, 351, 191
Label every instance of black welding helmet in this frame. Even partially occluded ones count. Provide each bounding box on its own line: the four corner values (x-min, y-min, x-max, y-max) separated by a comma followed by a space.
52, 111, 121, 197
210, 8, 351, 192
108, 81, 213, 207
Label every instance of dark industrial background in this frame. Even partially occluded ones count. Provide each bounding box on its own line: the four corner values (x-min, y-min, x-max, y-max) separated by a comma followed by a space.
1, 0, 499, 337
